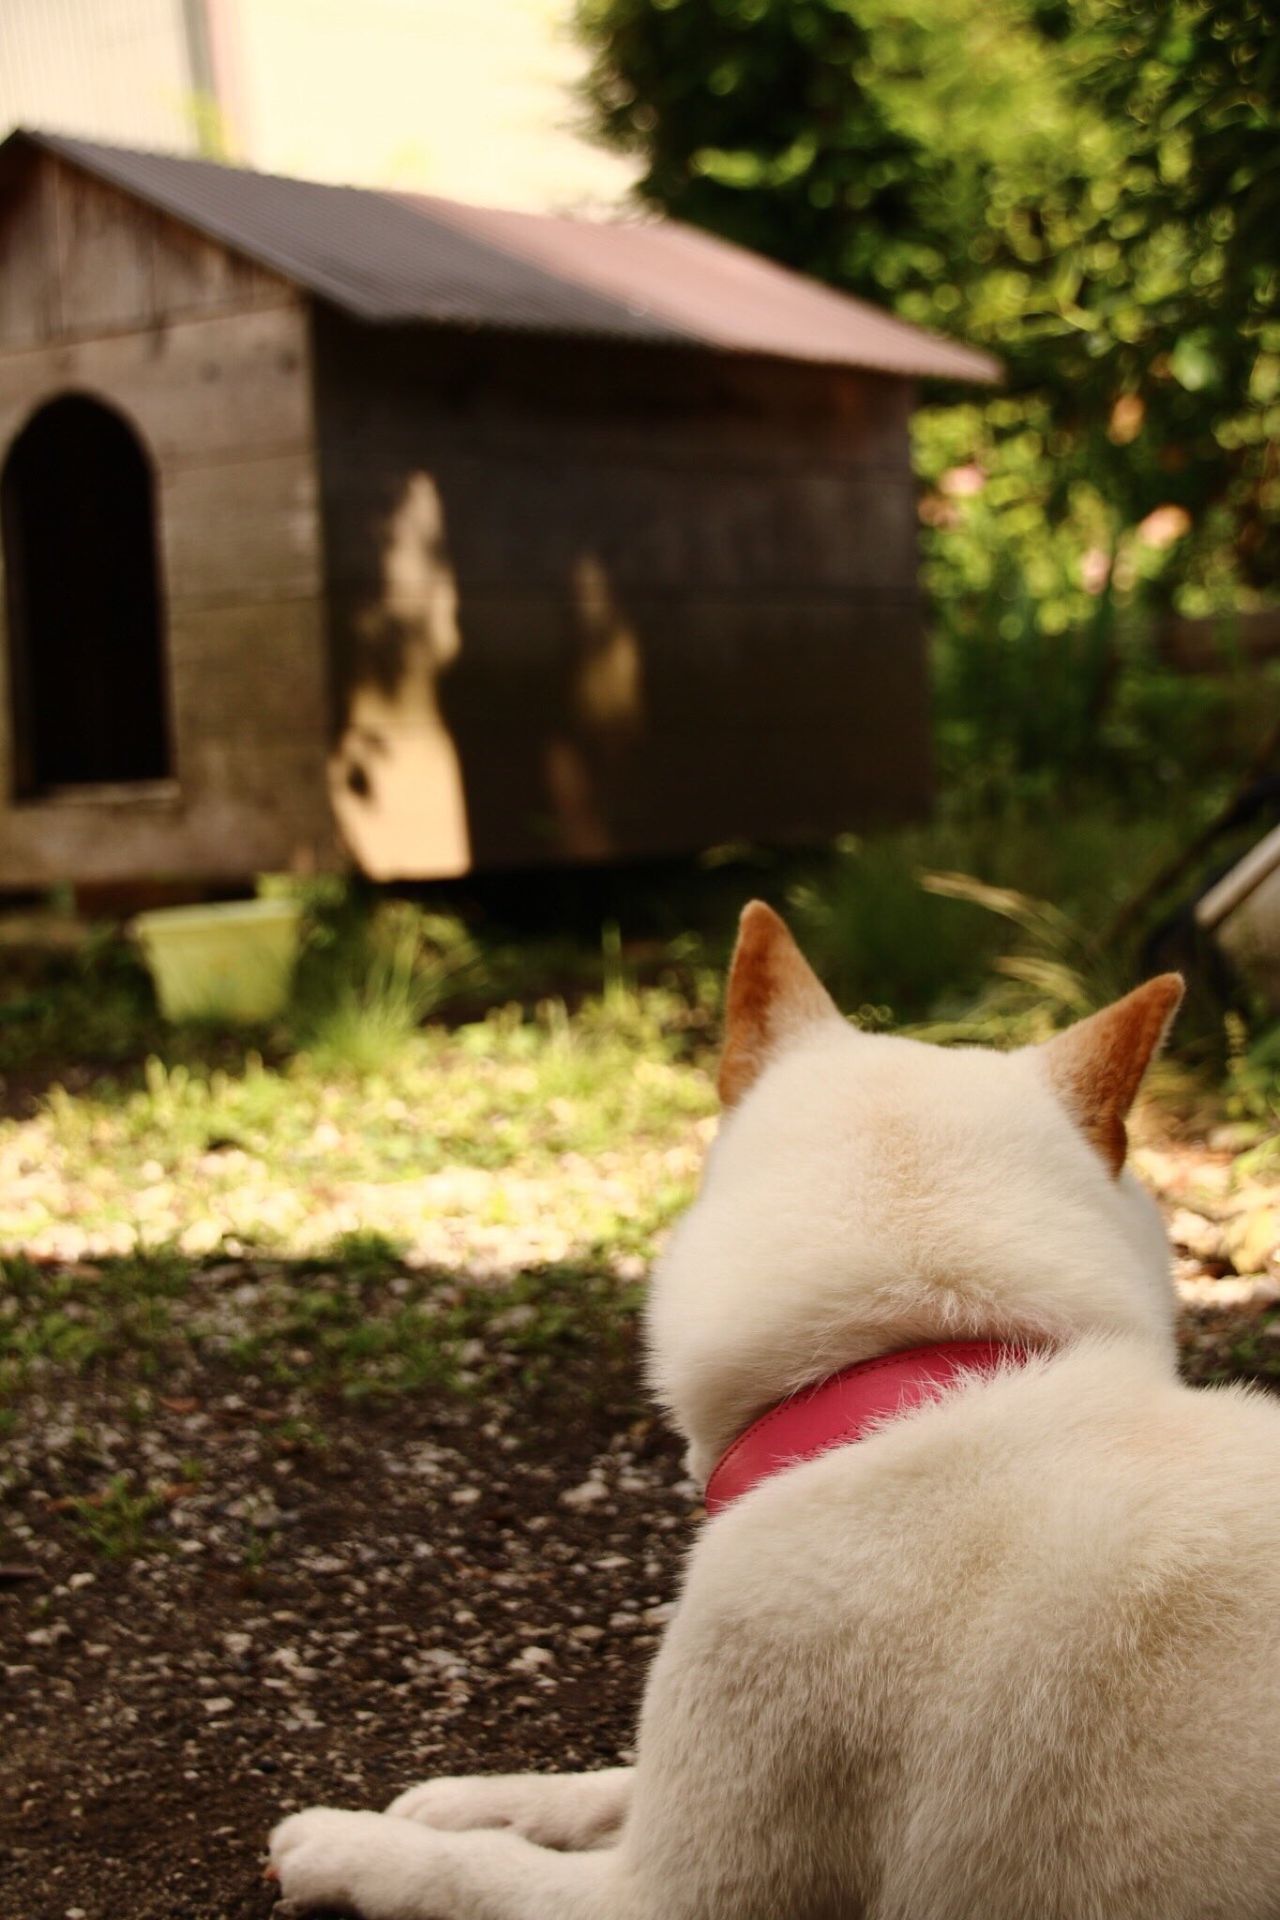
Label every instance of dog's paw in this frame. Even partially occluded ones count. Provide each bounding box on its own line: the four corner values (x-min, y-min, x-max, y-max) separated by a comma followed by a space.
385, 1776, 513, 1832
385, 1770, 630, 1851
268, 1807, 413, 1916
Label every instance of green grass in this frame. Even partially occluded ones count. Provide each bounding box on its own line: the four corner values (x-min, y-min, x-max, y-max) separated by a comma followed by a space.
1225, 1017, 1280, 1161
0, 803, 1274, 1416
2, 802, 1274, 1276
67, 1474, 172, 1561
0, 983, 714, 1263
0, 1244, 646, 1415
222, 1257, 645, 1401
0, 1250, 190, 1394
0, 810, 1272, 1579
287, 895, 483, 1075
787, 811, 1196, 1026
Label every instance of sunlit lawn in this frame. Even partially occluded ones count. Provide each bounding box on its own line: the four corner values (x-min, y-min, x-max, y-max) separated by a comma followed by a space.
1, 816, 1277, 1434
0, 987, 717, 1272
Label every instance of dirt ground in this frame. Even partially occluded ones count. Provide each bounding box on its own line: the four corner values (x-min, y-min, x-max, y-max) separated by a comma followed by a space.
0, 1312, 691, 1920
3, 1262, 1277, 1920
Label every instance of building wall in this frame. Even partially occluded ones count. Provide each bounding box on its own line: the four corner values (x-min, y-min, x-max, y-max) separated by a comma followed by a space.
313, 311, 932, 877
0, 0, 637, 215
0, 148, 337, 884
0, 0, 196, 160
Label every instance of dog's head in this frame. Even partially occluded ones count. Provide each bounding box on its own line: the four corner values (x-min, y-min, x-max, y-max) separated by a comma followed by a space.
649, 901, 1183, 1480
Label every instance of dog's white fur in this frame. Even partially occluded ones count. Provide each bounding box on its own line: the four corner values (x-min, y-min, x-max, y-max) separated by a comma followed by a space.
271, 909, 1280, 1918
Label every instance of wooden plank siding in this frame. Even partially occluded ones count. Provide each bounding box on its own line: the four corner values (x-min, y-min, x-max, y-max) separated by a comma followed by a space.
0, 149, 337, 885
313, 311, 931, 876
0, 141, 934, 886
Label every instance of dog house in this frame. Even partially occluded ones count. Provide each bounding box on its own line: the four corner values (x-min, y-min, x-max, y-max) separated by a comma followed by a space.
0, 129, 997, 885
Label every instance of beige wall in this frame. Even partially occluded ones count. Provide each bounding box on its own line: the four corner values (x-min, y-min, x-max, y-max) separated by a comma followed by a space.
230, 0, 637, 212
0, 151, 338, 885
0, 0, 194, 159
0, 0, 637, 215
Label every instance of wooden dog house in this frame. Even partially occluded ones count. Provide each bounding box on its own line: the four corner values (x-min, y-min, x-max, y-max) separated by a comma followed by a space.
0, 129, 997, 885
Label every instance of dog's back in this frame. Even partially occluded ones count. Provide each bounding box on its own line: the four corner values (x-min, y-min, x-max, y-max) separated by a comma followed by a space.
632, 1339, 1280, 1920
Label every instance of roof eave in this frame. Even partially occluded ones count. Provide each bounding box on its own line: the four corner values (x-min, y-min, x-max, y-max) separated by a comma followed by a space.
0, 126, 1003, 385
329, 300, 1003, 385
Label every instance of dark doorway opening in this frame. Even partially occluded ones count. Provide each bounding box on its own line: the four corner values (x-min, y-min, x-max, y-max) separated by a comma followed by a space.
1, 394, 172, 794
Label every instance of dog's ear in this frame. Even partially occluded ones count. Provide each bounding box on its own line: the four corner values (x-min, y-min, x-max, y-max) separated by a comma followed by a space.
1039, 974, 1184, 1175
719, 901, 839, 1107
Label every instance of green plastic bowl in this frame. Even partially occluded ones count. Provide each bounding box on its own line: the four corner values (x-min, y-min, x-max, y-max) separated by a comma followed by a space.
132, 897, 302, 1023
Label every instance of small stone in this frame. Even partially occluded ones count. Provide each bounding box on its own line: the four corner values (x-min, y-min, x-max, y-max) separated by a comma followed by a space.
1207, 1123, 1266, 1153
508, 1645, 554, 1672
1224, 1207, 1280, 1278
419, 1647, 467, 1675
1168, 1208, 1225, 1263
560, 1479, 607, 1510
26, 1625, 69, 1648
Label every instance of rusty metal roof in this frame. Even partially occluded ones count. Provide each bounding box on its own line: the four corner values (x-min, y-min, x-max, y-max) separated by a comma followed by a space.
3, 129, 999, 383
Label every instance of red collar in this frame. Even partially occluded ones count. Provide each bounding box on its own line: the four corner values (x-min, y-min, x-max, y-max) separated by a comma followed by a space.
705, 1338, 1032, 1515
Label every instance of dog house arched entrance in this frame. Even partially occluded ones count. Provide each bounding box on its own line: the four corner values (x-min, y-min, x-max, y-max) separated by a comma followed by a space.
1, 393, 172, 795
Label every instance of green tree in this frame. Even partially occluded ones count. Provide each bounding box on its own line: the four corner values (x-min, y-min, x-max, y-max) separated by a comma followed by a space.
576, 0, 1279, 795
576, 0, 1082, 313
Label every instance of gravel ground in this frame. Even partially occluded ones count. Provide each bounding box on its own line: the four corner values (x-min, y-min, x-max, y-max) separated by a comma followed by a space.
4, 1248, 1278, 1920
1, 1313, 691, 1920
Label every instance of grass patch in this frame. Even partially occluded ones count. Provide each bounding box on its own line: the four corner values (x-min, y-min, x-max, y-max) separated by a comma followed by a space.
0, 984, 714, 1263
222, 1258, 644, 1402
787, 811, 1194, 1025
65, 1474, 172, 1561
0, 1247, 647, 1424
1225, 1314, 1280, 1385
288, 895, 482, 1074
1224, 1017, 1280, 1161
0, 805, 1272, 1315
0, 1250, 189, 1397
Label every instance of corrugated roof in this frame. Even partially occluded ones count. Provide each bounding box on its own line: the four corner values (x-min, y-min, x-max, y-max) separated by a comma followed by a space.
2, 129, 1000, 383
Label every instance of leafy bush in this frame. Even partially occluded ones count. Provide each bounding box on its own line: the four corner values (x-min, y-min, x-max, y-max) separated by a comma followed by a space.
788, 812, 1185, 1022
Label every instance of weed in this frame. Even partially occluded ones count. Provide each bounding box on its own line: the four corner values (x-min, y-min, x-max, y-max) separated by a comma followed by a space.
68, 1474, 170, 1560
271, 1416, 329, 1455
241, 1528, 277, 1577
0, 1251, 189, 1396
788, 810, 1189, 1025
0, 820, 1269, 1374
0, 922, 159, 1075
1225, 1015, 1280, 1156
1229, 1321, 1280, 1381
291, 899, 480, 1074
322, 1229, 407, 1282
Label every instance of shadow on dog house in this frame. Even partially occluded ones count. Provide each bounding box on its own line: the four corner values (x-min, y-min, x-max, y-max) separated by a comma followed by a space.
0, 129, 997, 886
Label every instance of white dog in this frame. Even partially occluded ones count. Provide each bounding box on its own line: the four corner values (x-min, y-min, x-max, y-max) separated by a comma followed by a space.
270, 901, 1280, 1918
